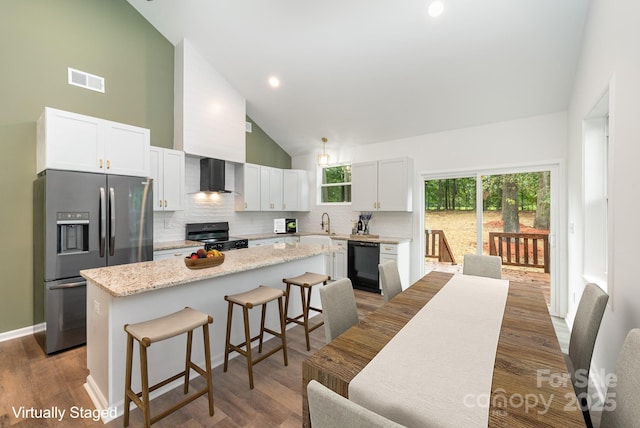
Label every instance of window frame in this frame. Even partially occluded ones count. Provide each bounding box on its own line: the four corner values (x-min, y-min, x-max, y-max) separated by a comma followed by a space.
317, 163, 352, 205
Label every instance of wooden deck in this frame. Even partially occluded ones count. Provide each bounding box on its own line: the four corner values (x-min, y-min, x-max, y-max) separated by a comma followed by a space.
424, 259, 551, 306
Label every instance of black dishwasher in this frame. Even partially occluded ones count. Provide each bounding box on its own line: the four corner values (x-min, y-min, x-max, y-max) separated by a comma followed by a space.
347, 240, 381, 293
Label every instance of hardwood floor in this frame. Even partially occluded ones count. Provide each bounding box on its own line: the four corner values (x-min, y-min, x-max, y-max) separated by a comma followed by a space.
0, 286, 576, 428
0, 290, 384, 428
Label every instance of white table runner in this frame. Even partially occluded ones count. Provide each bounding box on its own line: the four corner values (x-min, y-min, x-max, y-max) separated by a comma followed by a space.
349, 274, 509, 428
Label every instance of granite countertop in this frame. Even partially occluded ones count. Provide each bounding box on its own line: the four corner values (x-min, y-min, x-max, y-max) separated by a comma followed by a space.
81, 243, 332, 298
153, 233, 411, 252
236, 232, 411, 245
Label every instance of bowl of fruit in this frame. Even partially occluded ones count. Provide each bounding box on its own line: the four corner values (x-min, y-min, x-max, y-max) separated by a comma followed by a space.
184, 248, 225, 269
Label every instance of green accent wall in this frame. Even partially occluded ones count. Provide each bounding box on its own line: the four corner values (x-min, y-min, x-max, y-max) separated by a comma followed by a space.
245, 116, 291, 169
0, 0, 174, 333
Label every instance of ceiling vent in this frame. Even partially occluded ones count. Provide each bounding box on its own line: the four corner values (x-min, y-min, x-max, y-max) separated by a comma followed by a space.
68, 67, 105, 93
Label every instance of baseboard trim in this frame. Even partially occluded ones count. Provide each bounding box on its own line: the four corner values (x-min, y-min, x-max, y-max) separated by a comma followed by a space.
0, 323, 45, 343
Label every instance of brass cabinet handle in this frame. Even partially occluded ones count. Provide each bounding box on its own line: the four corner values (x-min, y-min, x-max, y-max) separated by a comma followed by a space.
159, 199, 163, 207
164, 200, 167, 208
106, 160, 110, 169
99, 159, 103, 169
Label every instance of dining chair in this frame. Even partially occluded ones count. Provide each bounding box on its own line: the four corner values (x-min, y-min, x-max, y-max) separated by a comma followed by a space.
563, 282, 608, 426
379, 260, 402, 303
462, 254, 503, 279
318, 278, 359, 343
307, 380, 405, 428
599, 329, 640, 428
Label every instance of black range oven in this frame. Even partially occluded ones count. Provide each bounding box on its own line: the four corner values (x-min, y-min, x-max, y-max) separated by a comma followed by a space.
186, 222, 248, 251
347, 240, 381, 293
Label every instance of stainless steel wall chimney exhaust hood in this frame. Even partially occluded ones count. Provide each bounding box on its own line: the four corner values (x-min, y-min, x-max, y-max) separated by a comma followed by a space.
200, 158, 232, 193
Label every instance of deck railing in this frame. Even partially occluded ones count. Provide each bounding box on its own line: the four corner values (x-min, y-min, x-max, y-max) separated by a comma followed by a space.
488, 232, 550, 273
425, 229, 456, 264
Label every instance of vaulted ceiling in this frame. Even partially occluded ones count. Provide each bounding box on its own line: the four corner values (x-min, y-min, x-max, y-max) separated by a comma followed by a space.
127, 0, 589, 156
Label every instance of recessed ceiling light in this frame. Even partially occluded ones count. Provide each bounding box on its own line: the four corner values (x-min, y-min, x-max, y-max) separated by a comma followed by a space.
268, 76, 280, 88
428, 0, 444, 18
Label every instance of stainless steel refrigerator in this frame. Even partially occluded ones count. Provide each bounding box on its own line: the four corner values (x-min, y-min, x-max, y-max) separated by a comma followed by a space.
33, 169, 153, 354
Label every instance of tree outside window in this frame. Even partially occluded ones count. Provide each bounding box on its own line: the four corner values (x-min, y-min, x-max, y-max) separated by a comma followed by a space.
320, 165, 351, 203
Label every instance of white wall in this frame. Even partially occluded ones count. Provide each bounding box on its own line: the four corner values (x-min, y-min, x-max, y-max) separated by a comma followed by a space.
293, 112, 568, 285
566, 0, 640, 399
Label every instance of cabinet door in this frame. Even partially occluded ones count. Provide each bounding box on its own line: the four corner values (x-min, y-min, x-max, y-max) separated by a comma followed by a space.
377, 158, 412, 211
149, 147, 163, 211
104, 122, 150, 177
162, 149, 185, 211
260, 166, 283, 210
283, 169, 300, 211
38, 107, 103, 173
332, 240, 348, 279
287, 169, 309, 211
235, 163, 260, 211
351, 161, 378, 211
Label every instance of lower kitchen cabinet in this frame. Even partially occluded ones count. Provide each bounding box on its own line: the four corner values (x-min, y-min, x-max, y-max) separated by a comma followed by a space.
379, 241, 410, 289
154, 246, 201, 261
331, 239, 348, 279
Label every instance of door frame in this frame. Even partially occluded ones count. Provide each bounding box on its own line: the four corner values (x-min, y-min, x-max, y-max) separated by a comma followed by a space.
418, 160, 566, 316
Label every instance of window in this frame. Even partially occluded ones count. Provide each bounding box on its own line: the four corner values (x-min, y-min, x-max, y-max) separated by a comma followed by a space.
583, 87, 611, 293
320, 164, 351, 203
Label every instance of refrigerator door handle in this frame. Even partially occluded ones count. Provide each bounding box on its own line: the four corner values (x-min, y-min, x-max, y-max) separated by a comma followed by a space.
100, 187, 106, 258
109, 187, 116, 256
50, 281, 86, 290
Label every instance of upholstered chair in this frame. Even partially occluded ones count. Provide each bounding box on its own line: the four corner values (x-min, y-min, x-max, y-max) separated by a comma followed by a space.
462, 254, 502, 279
318, 278, 359, 343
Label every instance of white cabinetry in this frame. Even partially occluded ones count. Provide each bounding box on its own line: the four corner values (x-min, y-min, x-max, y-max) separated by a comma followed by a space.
283, 169, 309, 211
235, 164, 309, 212
379, 242, 411, 290
260, 166, 283, 211
235, 163, 261, 211
149, 147, 185, 211
351, 158, 413, 212
248, 236, 293, 248
174, 39, 246, 163
37, 107, 150, 176
331, 239, 348, 279
153, 246, 201, 261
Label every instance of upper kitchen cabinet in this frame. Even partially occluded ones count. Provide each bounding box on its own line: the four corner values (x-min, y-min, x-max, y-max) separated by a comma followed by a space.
149, 147, 185, 211
283, 169, 309, 211
37, 107, 150, 177
260, 166, 283, 211
351, 157, 413, 212
235, 163, 261, 211
235, 164, 309, 212
174, 39, 246, 163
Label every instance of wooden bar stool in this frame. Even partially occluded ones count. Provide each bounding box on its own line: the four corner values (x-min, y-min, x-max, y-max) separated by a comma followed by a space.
123, 307, 214, 428
283, 272, 330, 351
223, 285, 288, 389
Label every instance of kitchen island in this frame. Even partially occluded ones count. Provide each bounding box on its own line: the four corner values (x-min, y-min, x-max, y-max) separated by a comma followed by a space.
81, 243, 330, 421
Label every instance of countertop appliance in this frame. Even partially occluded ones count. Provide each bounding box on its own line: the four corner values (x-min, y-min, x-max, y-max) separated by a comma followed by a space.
33, 169, 153, 354
186, 222, 249, 251
347, 240, 381, 293
274, 218, 297, 234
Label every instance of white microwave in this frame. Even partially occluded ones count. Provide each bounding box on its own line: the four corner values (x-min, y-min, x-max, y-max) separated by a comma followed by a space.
274, 218, 297, 234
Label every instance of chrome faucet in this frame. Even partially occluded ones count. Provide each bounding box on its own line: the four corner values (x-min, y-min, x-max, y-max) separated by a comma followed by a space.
321, 212, 331, 235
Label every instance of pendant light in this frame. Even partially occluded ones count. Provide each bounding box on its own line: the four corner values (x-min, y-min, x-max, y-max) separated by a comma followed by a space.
318, 137, 330, 166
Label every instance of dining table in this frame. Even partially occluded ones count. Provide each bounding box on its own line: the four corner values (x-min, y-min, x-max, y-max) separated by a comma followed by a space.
301, 271, 585, 427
